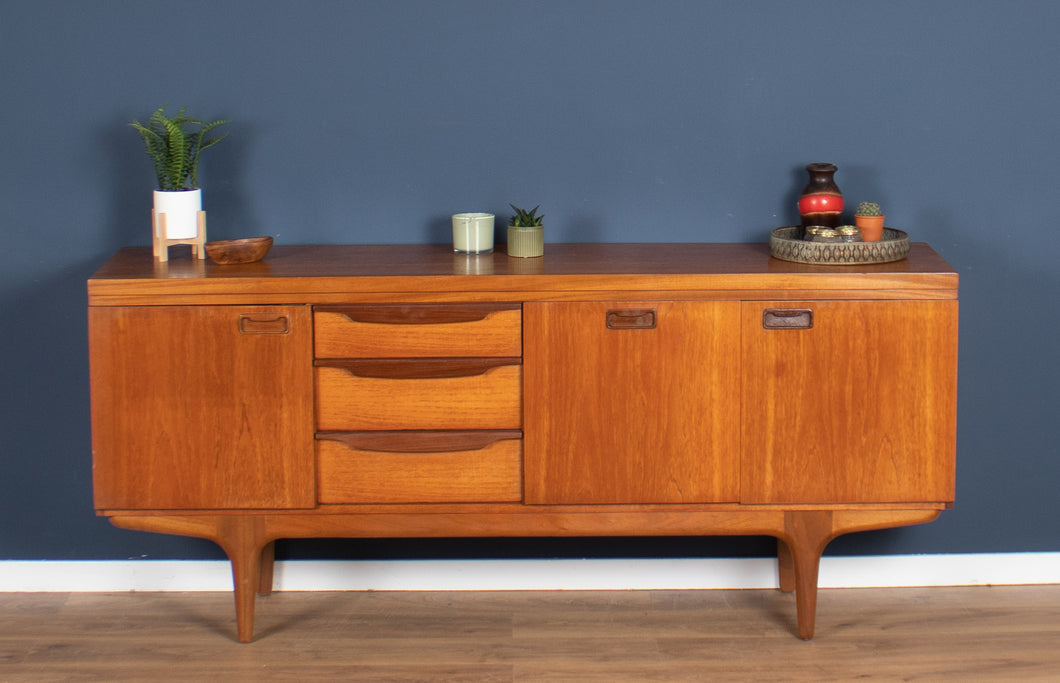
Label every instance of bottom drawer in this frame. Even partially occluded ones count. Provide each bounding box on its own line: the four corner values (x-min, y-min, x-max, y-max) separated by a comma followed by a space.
317, 431, 522, 504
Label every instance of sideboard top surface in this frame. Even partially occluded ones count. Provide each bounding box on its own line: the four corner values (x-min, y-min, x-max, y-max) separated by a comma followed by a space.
88, 242, 958, 305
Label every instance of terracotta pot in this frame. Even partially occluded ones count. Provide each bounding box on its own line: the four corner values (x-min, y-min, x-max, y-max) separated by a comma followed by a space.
855, 215, 885, 242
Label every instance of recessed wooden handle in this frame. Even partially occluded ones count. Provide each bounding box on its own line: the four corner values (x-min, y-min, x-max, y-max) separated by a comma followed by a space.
238, 315, 289, 334
316, 430, 522, 453
315, 303, 520, 325
315, 357, 520, 379
762, 308, 814, 330
606, 309, 657, 329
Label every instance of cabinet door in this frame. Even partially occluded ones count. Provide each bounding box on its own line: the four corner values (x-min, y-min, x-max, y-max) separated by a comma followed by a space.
741, 300, 957, 504
524, 301, 740, 504
90, 305, 315, 510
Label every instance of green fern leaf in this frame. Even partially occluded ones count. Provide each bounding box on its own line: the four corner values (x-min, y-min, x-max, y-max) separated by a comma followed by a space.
188, 119, 230, 188
162, 118, 188, 189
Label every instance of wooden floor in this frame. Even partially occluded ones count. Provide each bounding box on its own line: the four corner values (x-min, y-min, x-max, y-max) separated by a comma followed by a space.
2, 585, 1058, 681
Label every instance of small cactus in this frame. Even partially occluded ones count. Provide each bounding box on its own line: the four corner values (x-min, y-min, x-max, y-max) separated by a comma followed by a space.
855, 201, 882, 217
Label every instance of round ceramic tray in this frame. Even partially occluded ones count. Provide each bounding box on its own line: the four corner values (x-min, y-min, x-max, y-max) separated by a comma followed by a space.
769, 227, 910, 265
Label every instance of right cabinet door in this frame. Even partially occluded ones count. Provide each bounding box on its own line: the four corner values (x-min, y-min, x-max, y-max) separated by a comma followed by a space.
741, 300, 958, 504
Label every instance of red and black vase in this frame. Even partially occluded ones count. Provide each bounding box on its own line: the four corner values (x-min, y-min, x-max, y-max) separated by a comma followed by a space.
797, 163, 843, 236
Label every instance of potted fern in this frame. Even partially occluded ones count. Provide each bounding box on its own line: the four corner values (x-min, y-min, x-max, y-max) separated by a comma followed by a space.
130, 107, 229, 252
854, 201, 885, 242
507, 204, 545, 257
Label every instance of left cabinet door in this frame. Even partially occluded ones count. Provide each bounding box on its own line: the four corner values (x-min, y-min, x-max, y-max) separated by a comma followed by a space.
90, 305, 315, 510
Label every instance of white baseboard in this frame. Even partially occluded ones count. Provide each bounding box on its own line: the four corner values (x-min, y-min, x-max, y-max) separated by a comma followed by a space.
1, 553, 1058, 592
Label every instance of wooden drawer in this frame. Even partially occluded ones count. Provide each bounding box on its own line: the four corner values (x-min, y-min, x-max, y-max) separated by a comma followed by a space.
316, 431, 523, 503
314, 304, 522, 358
315, 359, 522, 430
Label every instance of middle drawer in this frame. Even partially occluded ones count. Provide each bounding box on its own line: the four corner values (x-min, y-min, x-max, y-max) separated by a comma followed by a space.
315, 358, 522, 430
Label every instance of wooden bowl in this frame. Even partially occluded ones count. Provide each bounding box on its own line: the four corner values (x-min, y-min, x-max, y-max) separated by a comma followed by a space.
205, 236, 274, 264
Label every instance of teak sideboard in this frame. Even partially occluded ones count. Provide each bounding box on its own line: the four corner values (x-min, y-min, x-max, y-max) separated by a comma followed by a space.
87, 242, 958, 642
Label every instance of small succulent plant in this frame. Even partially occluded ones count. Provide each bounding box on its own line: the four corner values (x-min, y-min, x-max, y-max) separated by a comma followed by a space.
855, 201, 882, 217
509, 204, 544, 227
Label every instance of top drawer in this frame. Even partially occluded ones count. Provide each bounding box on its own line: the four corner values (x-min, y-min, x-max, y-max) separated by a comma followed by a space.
314, 304, 522, 358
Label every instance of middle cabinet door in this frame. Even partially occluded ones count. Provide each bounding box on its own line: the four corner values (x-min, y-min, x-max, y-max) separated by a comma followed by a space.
523, 301, 740, 504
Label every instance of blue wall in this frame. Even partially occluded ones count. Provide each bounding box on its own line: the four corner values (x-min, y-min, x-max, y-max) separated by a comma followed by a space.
2, 0, 1058, 560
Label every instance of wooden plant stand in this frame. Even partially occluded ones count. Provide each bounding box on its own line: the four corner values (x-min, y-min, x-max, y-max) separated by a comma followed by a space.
152, 209, 206, 262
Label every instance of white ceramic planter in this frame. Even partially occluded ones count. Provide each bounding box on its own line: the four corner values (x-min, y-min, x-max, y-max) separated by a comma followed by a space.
153, 189, 202, 239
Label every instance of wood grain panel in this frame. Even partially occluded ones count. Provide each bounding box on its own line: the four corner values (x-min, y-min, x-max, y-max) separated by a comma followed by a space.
315, 364, 522, 430
314, 304, 521, 358
523, 301, 741, 504
89, 305, 315, 510
316, 434, 523, 503
741, 300, 958, 504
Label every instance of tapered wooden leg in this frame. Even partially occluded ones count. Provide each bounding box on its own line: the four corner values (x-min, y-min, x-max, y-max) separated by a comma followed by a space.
789, 544, 822, 640
258, 541, 276, 596
774, 509, 944, 639
216, 517, 270, 643
777, 538, 795, 593
780, 510, 835, 640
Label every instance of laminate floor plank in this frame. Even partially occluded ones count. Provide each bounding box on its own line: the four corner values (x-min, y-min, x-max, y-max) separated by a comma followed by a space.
1, 586, 1057, 681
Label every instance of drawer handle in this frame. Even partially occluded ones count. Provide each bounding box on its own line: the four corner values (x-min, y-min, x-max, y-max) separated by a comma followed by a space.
762, 308, 813, 330
606, 309, 656, 330
316, 357, 520, 379
238, 315, 289, 334
316, 304, 520, 325
317, 430, 522, 453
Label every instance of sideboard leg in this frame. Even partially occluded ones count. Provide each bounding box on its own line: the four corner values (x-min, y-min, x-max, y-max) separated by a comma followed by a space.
777, 538, 795, 593
258, 541, 276, 596
216, 517, 270, 643
789, 543, 822, 640
780, 510, 835, 640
